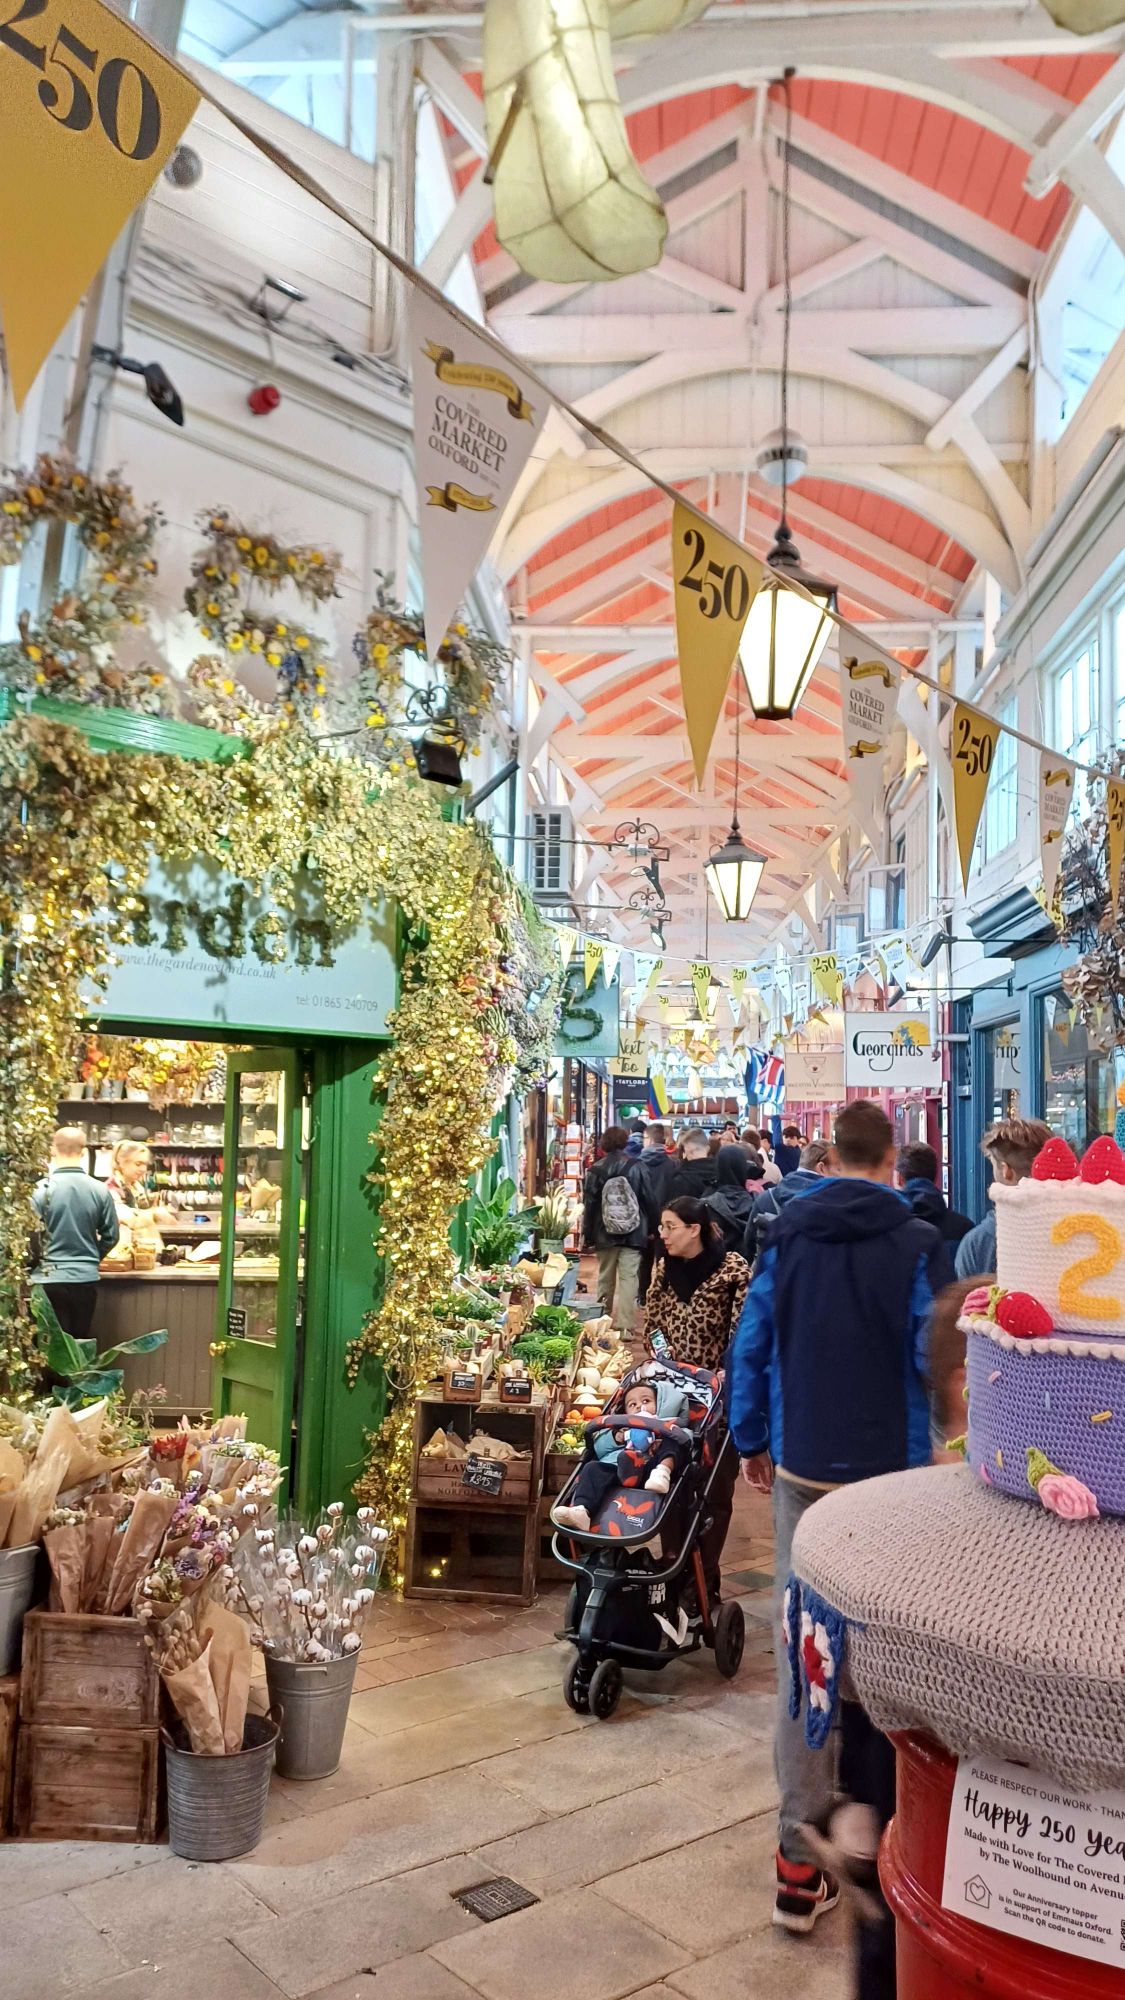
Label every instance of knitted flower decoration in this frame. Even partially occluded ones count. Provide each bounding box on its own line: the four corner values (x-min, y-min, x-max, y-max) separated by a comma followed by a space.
1027, 1447, 1099, 1521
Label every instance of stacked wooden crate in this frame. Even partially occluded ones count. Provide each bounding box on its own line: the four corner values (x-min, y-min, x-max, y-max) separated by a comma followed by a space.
405, 1388, 554, 1606
14, 1613, 163, 1841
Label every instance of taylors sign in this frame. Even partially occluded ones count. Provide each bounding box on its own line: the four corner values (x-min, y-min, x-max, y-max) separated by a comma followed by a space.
844, 1012, 941, 1089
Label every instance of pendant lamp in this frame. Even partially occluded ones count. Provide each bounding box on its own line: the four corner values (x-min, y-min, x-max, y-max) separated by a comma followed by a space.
705, 660, 766, 921
739, 70, 836, 722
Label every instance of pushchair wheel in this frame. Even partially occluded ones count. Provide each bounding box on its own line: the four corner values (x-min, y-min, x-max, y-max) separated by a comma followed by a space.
713, 1599, 745, 1680
563, 1653, 591, 1713
588, 1657, 623, 1720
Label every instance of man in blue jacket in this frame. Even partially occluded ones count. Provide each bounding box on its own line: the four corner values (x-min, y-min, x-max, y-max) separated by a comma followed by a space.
728, 1099, 946, 1938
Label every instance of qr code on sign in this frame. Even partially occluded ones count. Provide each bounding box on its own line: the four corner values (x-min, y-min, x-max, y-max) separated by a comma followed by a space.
1118, 1916, 1125, 1951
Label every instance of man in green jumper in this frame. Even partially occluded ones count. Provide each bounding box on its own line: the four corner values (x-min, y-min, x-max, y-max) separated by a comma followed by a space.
31, 1127, 120, 1338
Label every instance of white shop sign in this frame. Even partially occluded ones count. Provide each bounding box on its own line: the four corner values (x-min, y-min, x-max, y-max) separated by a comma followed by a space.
84, 857, 397, 1039
843, 1012, 941, 1089
942, 1753, 1125, 1970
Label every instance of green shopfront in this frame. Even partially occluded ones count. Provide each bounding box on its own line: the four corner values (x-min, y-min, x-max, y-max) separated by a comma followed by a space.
40, 703, 400, 1511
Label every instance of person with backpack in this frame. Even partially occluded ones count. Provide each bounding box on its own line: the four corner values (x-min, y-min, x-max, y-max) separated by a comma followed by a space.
582, 1125, 651, 1330
745, 1137, 837, 1266
705, 1144, 763, 1253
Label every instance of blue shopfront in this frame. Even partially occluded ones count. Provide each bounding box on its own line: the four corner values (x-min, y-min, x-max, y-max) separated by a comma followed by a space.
951, 887, 1124, 1221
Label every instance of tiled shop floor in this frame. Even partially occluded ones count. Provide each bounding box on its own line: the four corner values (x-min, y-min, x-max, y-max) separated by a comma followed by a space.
2, 1487, 850, 2000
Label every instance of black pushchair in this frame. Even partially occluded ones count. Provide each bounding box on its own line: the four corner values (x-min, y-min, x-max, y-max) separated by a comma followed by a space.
550, 1357, 745, 1719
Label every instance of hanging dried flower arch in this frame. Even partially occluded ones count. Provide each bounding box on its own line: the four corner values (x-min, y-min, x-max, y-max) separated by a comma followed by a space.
0, 463, 560, 1567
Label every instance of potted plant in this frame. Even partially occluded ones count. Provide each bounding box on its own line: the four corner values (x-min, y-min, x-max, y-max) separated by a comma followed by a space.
467, 1177, 538, 1270
534, 1186, 574, 1255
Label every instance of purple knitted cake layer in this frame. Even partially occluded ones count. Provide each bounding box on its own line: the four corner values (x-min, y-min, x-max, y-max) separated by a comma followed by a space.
966, 1329, 1125, 1515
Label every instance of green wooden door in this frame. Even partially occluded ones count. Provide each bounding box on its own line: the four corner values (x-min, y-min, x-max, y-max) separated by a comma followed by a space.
212, 1048, 306, 1493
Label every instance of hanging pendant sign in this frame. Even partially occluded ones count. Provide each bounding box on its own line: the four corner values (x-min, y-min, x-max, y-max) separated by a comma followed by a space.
583, 937, 604, 989
1107, 779, 1125, 915
672, 500, 763, 785
839, 651, 901, 831
0, 0, 201, 408
1038, 752, 1074, 905
554, 923, 578, 968
409, 289, 548, 661
690, 960, 711, 1018
951, 702, 1001, 891
809, 952, 843, 1005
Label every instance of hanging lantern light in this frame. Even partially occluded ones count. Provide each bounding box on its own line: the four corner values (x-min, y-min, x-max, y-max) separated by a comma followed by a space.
739, 525, 836, 721
740, 68, 837, 722
704, 652, 766, 921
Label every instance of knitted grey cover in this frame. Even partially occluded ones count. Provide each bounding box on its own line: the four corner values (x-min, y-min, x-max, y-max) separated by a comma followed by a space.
791, 1463, 1125, 1793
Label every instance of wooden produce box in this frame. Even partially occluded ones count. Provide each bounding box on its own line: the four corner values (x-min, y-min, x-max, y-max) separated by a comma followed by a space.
20, 1613, 159, 1729
13, 1724, 163, 1842
544, 1450, 582, 1497
414, 1453, 533, 1510
0, 1674, 18, 1837
405, 1502, 538, 1605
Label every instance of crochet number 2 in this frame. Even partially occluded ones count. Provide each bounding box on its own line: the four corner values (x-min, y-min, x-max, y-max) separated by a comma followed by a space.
1053, 1213, 1122, 1321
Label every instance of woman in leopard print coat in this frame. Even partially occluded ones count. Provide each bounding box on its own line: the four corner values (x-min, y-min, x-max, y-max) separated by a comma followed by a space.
642, 1197, 750, 1369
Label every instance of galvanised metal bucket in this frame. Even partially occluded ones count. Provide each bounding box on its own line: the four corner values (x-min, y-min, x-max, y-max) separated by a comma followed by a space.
265, 1651, 358, 1781
0, 1545, 39, 1676
164, 1710, 279, 1860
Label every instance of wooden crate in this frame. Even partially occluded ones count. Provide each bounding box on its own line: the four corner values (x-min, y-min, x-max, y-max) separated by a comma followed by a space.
415, 1454, 533, 1510
20, 1613, 158, 1729
13, 1723, 162, 1842
0, 1674, 18, 1837
405, 1503, 538, 1605
544, 1450, 581, 1496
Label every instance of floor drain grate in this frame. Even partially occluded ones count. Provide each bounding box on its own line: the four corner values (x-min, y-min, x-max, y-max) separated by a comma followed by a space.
456, 1877, 540, 1922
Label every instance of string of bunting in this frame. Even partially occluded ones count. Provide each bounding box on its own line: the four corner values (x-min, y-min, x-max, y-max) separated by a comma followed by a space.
2, 1, 1107, 913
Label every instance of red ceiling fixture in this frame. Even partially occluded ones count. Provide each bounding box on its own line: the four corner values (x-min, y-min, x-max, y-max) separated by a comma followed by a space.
247, 384, 281, 415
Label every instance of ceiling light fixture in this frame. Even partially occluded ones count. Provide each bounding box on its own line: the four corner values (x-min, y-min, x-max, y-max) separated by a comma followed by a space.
705, 661, 766, 922
739, 69, 836, 723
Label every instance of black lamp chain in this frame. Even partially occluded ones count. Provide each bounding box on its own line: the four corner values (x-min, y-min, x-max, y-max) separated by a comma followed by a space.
780, 68, 794, 540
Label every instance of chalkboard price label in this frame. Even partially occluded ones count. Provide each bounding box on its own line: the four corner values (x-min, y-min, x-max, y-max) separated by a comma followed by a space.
500, 1374, 533, 1403
226, 1306, 247, 1339
449, 1369, 478, 1392
461, 1453, 506, 1496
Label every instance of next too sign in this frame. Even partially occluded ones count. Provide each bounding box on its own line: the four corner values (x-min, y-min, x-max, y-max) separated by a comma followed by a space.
844, 1012, 942, 1091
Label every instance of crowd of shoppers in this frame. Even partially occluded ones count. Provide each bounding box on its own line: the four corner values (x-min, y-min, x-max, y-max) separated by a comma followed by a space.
577, 1102, 1041, 2000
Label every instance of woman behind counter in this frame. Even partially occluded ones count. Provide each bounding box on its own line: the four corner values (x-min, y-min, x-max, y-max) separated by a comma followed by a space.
105, 1140, 176, 1230
643, 1195, 750, 1606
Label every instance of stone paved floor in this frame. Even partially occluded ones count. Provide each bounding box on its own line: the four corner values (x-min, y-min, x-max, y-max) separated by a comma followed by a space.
1, 1487, 850, 2000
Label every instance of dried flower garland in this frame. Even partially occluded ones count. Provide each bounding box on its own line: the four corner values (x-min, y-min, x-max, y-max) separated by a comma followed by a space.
184, 511, 339, 721
0, 716, 558, 1567
354, 582, 508, 767
0, 456, 166, 713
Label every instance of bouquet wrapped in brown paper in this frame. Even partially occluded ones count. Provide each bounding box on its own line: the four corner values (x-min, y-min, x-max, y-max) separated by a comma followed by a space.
151, 1601, 252, 1754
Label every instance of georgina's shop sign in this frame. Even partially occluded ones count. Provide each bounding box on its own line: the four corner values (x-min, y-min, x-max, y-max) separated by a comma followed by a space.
844, 1012, 941, 1089
85, 857, 397, 1038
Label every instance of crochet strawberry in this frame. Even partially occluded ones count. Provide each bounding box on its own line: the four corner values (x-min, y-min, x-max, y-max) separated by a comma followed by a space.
1032, 1138, 1079, 1181
1079, 1135, 1125, 1185
993, 1291, 1054, 1339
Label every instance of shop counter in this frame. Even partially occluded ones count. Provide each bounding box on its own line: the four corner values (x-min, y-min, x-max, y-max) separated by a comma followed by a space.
95, 1267, 280, 1414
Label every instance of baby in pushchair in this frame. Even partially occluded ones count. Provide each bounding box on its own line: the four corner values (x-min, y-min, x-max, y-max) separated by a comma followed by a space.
554, 1378, 691, 1533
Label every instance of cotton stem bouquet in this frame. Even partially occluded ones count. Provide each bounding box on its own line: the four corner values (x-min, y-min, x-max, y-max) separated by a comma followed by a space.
230, 1504, 389, 1662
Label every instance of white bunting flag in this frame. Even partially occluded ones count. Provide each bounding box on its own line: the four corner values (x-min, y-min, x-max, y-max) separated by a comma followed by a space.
882, 934, 910, 980
1039, 751, 1075, 904
410, 290, 549, 661
729, 966, 748, 1017
839, 648, 901, 833
632, 951, 663, 995
601, 943, 621, 987
554, 924, 577, 968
